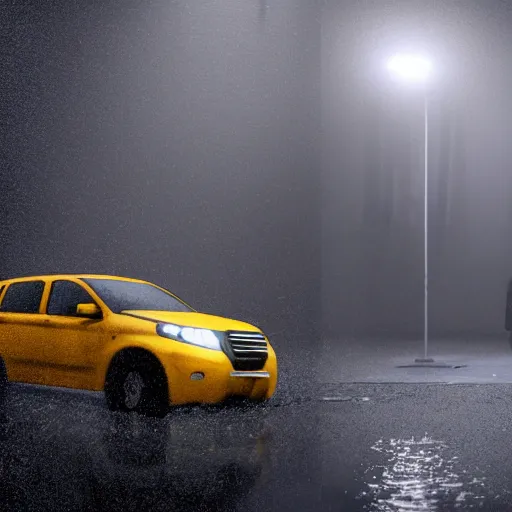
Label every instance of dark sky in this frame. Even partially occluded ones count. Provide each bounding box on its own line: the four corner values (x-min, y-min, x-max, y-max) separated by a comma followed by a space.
3, 0, 512, 341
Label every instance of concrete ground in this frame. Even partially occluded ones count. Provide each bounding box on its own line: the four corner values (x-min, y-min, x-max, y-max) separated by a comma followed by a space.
3, 382, 512, 511
3, 336, 512, 511
319, 335, 512, 384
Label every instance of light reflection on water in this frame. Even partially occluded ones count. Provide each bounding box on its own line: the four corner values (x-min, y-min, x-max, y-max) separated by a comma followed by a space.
360, 435, 486, 511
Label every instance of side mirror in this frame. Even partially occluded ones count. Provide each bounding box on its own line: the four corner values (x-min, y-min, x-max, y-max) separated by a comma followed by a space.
76, 303, 102, 319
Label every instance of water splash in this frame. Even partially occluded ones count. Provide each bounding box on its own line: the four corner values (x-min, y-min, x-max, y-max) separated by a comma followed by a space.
360, 435, 486, 511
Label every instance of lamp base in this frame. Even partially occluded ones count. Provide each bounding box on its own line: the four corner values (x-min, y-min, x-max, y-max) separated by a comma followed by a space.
396, 358, 464, 369
415, 357, 435, 363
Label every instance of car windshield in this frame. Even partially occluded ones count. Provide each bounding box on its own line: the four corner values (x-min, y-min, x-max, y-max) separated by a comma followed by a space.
81, 279, 193, 314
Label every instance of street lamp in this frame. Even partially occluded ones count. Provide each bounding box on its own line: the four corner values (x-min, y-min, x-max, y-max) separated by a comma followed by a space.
387, 54, 432, 84
386, 53, 435, 364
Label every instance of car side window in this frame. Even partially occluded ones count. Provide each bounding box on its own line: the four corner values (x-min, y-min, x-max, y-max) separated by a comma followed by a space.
0, 281, 45, 314
47, 280, 97, 317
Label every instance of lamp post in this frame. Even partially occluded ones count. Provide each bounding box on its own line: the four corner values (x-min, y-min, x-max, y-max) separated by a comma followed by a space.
386, 54, 436, 364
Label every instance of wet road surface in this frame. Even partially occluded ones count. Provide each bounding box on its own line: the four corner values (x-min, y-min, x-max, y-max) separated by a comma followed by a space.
1, 381, 512, 511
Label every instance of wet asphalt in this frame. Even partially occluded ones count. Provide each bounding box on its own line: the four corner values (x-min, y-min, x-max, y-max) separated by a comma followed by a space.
2, 374, 512, 511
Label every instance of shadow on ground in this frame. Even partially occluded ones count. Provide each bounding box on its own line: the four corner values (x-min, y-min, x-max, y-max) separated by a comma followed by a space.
0, 341, 320, 512
0, 384, 273, 512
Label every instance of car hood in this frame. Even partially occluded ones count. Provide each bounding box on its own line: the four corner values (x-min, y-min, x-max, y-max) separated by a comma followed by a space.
120, 310, 262, 333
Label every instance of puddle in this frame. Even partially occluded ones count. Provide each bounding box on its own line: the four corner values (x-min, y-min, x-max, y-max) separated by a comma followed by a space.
359, 435, 486, 511
321, 396, 370, 402
395, 365, 468, 369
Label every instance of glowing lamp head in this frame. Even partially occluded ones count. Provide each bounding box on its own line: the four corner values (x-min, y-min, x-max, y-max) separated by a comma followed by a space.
387, 54, 432, 84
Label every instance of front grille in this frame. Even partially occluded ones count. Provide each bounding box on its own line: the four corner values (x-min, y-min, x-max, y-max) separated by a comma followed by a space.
223, 331, 268, 371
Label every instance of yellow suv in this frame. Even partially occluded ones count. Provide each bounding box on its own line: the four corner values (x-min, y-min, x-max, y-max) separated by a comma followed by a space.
0, 275, 277, 416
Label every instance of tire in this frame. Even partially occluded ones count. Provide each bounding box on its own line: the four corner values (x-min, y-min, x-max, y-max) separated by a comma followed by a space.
104, 351, 169, 418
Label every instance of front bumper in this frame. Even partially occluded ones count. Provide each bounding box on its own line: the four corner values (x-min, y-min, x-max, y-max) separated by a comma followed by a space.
160, 343, 278, 405
230, 371, 270, 378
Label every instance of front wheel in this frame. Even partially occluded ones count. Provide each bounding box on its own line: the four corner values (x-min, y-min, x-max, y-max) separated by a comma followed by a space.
104, 352, 169, 418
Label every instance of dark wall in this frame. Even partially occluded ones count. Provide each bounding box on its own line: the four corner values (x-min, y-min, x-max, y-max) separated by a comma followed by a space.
321, 0, 512, 339
1, 0, 321, 340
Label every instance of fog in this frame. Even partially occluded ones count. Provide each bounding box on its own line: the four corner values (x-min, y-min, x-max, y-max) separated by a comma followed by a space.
1, 0, 321, 341
322, 0, 512, 339
3, 0, 512, 344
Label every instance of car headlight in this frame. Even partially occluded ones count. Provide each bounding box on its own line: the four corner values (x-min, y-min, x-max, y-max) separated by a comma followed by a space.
156, 323, 223, 351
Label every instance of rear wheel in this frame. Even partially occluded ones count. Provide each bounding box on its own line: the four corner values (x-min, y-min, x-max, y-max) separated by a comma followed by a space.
104, 351, 169, 418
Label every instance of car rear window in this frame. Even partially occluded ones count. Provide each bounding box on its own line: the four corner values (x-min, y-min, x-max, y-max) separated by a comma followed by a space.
0, 281, 45, 314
